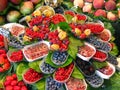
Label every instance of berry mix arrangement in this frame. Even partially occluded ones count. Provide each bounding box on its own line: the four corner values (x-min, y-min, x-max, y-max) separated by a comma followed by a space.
0, 1, 120, 90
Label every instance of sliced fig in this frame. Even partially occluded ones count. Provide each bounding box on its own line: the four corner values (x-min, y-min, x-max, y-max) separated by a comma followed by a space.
93, 49, 108, 62
96, 62, 115, 79
23, 68, 43, 84
22, 41, 50, 62
98, 29, 111, 41
77, 42, 96, 61
54, 63, 74, 83
65, 77, 87, 90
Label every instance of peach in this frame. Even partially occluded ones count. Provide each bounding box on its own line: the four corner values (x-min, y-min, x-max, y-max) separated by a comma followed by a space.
93, 0, 104, 9
107, 12, 118, 21
0, 0, 8, 12
105, 0, 116, 10
83, 3, 92, 13
94, 9, 107, 18
74, 0, 84, 8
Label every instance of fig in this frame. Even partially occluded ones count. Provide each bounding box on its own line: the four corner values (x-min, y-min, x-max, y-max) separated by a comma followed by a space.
23, 68, 43, 84
7, 10, 21, 22
20, 1, 34, 15
0, 0, 8, 12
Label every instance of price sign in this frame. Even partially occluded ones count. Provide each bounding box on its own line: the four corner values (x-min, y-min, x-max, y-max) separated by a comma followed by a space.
0, 27, 10, 38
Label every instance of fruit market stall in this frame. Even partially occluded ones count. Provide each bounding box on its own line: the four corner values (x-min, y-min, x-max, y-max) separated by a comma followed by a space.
0, 0, 120, 90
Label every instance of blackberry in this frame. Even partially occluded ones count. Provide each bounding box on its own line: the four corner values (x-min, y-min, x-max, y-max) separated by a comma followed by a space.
40, 61, 56, 74
46, 77, 63, 90
75, 57, 95, 77
52, 51, 68, 65
106, 53, 118, 65
86, 74, 104, 88
86, 36, 111, 52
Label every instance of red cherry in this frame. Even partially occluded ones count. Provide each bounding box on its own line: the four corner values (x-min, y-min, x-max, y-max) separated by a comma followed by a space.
18, 81, 25, 86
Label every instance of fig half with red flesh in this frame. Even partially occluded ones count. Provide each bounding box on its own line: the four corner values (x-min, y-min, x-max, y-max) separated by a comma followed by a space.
23, 68, 43, 84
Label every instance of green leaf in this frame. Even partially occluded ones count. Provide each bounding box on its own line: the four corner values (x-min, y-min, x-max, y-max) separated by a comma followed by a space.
16, 62, 29, 81
34, 78, 45, 90
110, 43, 119, 56
49, 23, 58, 31
64, 14, 74, 24
28, 60, 41, 73
45, 52, 73, 68
68, 37, 84, 59
104, 22, 115, 35
71, 66, 84, 79
57, 22, 71, 32
92, 61, 108, 69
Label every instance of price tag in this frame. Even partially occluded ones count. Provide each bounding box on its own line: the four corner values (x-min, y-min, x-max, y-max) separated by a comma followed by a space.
0, 27, 10, 38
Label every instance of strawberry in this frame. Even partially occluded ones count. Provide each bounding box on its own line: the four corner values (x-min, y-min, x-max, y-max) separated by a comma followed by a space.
5, 85, 13, 90
21, 86, 28, 90
11, 80, 17, 86
18, 81, 25, 86
3, 62, 11, 70
80, 33, 87, 39
12, 74, 17, 80
6, 76, 14, 81
13, 86, 20, 90
4, 80, 11, 86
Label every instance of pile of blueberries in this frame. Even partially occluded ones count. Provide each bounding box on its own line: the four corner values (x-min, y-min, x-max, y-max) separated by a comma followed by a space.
86, 74, 104, 88
52, 51, 68, 65
86, 35, 111, 52
40, 61, 56, 74
75, 57, 95, 77
8, 36, 24, 48
46, 77, 63, 90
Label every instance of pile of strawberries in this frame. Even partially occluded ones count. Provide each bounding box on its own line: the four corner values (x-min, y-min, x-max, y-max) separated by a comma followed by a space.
0, 49, 10, 72
4, 74, 28, 90
9, 50, 23, 62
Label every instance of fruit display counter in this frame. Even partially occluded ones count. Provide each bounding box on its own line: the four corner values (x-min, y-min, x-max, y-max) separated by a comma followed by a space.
0, 0, 120, 90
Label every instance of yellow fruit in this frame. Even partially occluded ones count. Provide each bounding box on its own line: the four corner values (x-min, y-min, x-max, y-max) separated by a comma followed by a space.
23, 35, 32, 42
33, 25, 39, 32
33, 10, 41, 17
50, 44, 59, 50
72, 16, 78, 23
25, 16, 31, 22
58, 31, 67, 40
84, 29, 91, 36
43, 10, 53, 17
57, 27, 63, 33
75, 28, 82, 36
